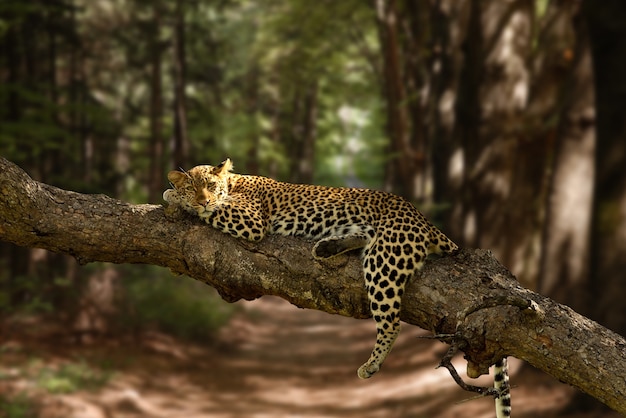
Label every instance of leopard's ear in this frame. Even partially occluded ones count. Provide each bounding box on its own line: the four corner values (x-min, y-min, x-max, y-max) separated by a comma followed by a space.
167, 171, 189, 188
213, 158, 233, 175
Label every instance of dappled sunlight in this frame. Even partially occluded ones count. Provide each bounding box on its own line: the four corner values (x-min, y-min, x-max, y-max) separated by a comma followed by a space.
0, 296, 598, 418
1, 0, 625, 414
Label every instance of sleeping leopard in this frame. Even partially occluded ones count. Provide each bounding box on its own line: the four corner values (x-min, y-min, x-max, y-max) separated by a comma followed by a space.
162, 159, 510, 417
162, 157, 457, 375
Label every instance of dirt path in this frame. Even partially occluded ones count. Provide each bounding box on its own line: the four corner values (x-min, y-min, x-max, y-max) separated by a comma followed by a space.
0, 296, 603, 417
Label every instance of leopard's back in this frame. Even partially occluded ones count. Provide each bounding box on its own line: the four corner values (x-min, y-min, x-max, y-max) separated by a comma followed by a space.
232, 176, 456, 255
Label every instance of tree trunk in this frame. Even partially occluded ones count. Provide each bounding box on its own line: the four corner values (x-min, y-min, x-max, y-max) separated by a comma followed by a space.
375, 0, 414, 199
402, 0, 432, 205
564, 2, 626, 412
172, 0, 189, 170
447, 0, 482, 244
450, 0, 557, 288
287, 82, 318, 185
0, 156, 625, 414
299, 81, 318, 184
538, 3, 595, 312
430, 0, 469, 230
584, 0, 626, 338
148, 5, 164, 203
244, 65, 261, 175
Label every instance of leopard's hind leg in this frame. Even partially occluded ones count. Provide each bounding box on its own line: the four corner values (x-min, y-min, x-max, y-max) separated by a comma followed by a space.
357, 240, 425, 379
312, 233, 370, 259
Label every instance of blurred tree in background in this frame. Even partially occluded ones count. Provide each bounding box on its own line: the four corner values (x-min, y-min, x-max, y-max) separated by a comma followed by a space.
1, 0, 625, 413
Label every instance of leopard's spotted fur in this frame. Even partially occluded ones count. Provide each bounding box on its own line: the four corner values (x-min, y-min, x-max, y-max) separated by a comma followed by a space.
163, 159, 458, 379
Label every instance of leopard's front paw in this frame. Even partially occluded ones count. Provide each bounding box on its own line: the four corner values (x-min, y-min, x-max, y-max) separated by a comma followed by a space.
162, 188, 178, 203
164, 203, 185, 219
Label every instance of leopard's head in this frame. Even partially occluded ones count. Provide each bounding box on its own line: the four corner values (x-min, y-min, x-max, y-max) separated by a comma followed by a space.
167, 158, 234, 214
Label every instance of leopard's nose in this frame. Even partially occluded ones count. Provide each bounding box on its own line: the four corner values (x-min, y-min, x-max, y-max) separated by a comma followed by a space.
197, 199, 209, 207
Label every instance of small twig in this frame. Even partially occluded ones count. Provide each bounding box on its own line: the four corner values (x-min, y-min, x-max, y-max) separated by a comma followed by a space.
435, 342, 500, 398
417, 333, 457, 343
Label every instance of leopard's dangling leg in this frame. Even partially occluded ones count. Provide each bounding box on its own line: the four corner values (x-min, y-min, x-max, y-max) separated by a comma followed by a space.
357, 236, 428, 379
358, 245, 413, 378
357, 293, 400, 379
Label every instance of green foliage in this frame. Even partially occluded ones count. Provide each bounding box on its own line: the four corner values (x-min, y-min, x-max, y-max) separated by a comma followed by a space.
35, 360, 112, 394
315, 97, 387, 188
0, 274, 72, 316
0, 0, 386, 192
0, 0, 382, 336
0, 262, 234, 343
119, 267, 236, 342
0, 392, 36, 418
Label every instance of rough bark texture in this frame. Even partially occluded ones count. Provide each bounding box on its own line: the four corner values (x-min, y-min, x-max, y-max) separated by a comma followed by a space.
0, 156, 624, 414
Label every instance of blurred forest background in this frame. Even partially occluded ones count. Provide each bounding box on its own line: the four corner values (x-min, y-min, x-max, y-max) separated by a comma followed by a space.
1, 0, 625, 416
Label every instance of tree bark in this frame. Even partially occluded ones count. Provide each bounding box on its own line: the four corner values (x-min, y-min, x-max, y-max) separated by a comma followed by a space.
0, 156, 625, 414
584, 0, 626, 336
375, 0, 414, 200
148, 4, 164, 203
538, 3, 595, 312
287, 82, 318, 185
172, 0, 189, 170
452, 0, 545, 288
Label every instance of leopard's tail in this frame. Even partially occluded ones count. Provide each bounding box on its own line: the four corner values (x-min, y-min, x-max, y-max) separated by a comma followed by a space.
495, 358, 511, 418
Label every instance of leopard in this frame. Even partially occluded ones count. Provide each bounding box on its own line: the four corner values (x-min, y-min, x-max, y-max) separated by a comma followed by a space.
162, 159, 510, 417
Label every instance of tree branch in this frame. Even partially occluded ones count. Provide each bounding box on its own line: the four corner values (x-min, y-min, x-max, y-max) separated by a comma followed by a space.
1, 157, 624, 414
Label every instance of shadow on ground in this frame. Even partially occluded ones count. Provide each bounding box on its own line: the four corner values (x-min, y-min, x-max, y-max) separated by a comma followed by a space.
0, 296, 619, 418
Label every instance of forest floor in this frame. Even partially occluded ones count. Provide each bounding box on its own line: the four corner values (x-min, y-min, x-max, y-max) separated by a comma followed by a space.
0, 296, 620, 418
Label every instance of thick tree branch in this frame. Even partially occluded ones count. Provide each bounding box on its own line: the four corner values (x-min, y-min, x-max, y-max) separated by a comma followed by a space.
1, 157, 625, 413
